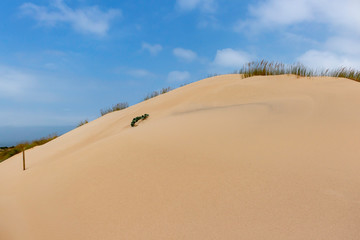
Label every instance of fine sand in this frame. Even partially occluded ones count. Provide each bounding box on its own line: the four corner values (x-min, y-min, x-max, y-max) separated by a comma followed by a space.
1, 74, 360, 239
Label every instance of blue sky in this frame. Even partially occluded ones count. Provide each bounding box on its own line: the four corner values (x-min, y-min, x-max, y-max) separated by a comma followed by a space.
1, 0, 360, 145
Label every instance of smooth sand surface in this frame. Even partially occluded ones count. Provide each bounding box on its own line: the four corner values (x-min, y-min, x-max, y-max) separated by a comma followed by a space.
1, 74, 360, 239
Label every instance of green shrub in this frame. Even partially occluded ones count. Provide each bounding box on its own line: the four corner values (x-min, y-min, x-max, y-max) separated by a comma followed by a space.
100, 102, 129, 116
131, 114, 149, 127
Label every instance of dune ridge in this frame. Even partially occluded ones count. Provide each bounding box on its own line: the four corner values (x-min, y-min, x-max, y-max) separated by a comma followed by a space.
1, 74, 360, 239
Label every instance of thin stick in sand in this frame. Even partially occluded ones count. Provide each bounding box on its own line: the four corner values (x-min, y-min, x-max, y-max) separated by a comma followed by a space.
22, 149, 25, 171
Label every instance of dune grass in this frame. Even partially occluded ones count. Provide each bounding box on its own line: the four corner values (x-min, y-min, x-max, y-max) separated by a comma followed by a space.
237, 60, 360, 82
100, 102, 129, 116
143, 87, 172, 101
0, 134, 58, 163
77, 119, 89, 127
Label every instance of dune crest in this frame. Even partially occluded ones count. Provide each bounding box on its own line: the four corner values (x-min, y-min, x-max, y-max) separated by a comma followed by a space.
1, 74, 360, 239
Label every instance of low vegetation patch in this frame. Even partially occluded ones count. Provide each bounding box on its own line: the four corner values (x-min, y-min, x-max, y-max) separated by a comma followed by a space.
100, 102, 129, 116
0, 134, 58, 163
77, 119, 89, 127
143, 87, 171, 101
207, 73, 219, 78
131, 114, 149, 127
237, 60, 360, 82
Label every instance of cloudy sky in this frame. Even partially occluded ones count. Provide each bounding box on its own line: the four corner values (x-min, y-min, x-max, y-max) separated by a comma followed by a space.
1, 0, 360, 145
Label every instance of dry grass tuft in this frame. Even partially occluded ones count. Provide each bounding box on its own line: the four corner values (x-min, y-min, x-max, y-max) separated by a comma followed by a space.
100, 102, 129, 116
236, 60, 360, 82
0, 134, 58, 163
143, 87, 172, 101
77, 119, 89, 127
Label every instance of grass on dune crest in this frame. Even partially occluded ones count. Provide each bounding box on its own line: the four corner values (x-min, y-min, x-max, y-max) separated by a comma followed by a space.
77, 119, 89, 127
237, 60, 360, 82
143, 87, 172, 101
100, 102, 129, 116
0, 134, 58, 163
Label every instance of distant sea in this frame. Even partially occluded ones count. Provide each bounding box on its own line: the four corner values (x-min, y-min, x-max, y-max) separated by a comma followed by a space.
0, 125, 75, 147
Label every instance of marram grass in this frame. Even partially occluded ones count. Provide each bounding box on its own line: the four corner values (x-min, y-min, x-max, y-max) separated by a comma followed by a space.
100, 102, 129, 116
143, 87, 172, 101
236, 60, 360, 82
0, 134, 58, 163
77, 119, 89, 127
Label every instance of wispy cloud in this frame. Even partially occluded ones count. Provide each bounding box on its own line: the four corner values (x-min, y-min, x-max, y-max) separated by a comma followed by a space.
167, 71, 190, 83
175, 0, 218, 29
235, 0, 360, 34
173, 48, 197, 62
297, 36, 360, 69
20, 0, 121, 36
325, 37, 360, 56
0, 65, 37, 99
213, 48, 253, 68
235, 0, 360, 69
175, 0, 217, 13
113, 66, 156, 78
126, 68, 156, 78
297, 50, 360, 70
142, 42, 163, 56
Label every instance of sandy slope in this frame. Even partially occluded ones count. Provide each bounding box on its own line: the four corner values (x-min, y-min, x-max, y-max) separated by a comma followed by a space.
1, 74, 360, 240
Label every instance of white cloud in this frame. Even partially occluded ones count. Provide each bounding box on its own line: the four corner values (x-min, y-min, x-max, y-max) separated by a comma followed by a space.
173, 48, 197, 62
176, 0, 217, 13
127, 69, 155, 78
0, 66, 37, 99
235, 0, 360, 70
213, 48, 252, 68
113, 66, 156, 78
247, 0, 316, 27
0, 65, 66, 103
142, 42, 163, 56
236, 0, 360, 35
167, 71, 190, 83
20, 0, 121, 36
325, 37, 360, 56
297, 50, 360, 70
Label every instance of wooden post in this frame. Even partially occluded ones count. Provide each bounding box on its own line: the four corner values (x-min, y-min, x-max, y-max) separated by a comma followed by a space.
22, 149, 26, 171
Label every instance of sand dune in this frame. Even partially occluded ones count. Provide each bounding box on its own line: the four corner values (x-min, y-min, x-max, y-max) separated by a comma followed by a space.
1, 74, 360, 239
